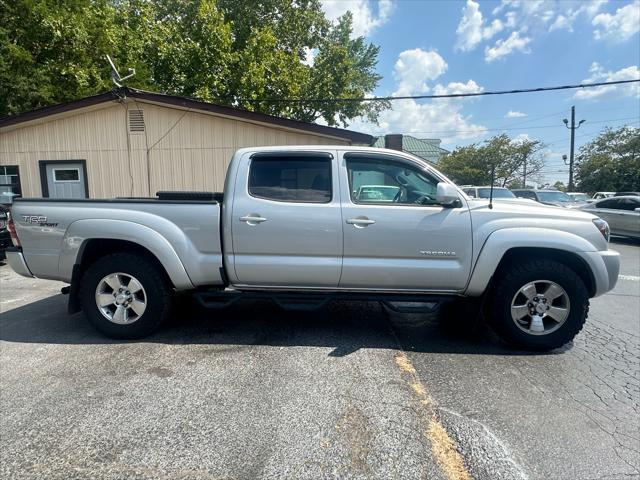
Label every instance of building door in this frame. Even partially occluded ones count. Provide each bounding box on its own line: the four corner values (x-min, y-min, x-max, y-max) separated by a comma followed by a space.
41, 162, 87, 198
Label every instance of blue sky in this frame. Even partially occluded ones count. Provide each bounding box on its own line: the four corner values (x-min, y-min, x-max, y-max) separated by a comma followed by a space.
320, 0, 640, 185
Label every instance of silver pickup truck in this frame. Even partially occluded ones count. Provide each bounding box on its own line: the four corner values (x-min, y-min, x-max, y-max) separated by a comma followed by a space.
6, 146, 619, 350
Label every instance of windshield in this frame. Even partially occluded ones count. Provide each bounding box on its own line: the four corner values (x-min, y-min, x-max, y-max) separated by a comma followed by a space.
537, 191, 573, 202
477, 188, 515, 198
569, 193, 589, 201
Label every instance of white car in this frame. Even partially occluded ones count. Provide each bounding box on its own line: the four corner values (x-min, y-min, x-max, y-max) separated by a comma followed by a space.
592, 192, 615, 200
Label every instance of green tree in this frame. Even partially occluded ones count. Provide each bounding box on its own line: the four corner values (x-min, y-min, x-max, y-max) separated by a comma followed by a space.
0, 0, 386, 126
575, 126, 640, 193
553, 181, 566, 192
439, 134, 546, 187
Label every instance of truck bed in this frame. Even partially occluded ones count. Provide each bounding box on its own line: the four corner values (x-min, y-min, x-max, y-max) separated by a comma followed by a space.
11, 196, 225, 289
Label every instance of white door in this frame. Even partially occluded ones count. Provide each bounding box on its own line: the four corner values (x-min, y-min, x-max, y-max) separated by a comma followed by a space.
45, 163, 86, 198
339, 152, 473, 292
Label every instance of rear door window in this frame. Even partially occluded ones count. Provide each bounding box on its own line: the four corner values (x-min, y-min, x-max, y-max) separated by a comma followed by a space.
248, 156, 332, 203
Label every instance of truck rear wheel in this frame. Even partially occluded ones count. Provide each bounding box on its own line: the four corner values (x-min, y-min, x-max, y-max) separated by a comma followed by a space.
489, 259, 589, 351
80, 253, 173, 339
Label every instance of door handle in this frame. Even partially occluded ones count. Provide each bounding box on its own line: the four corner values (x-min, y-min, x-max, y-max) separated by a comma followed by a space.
240, 215, 267, 223
346, 217, 376, 226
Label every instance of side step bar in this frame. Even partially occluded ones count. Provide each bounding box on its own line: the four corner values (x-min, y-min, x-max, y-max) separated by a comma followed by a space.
193, 290, 454, 313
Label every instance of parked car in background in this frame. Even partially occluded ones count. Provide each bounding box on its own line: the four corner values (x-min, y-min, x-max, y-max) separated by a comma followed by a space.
579, 196, 640, 239
567, 192, 590, 202
592, 192, 615, 200
0, 206, 10, 260
614, 191, 640, 197
461, 186, 516, 199
355, 185, 401, 202
511, 189, 582, 207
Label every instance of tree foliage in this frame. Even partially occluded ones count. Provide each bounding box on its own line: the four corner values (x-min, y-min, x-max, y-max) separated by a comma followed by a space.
575, 126, 640, 193
0, 0, 386, 126
438, 134, 546, 187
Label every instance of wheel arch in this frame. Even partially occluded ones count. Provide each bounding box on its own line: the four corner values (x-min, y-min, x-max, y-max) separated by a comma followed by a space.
466, 228, 599, 297
493, 247, 596, 297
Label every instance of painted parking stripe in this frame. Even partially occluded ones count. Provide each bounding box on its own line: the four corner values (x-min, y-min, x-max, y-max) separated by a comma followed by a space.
619, 275, 640, 281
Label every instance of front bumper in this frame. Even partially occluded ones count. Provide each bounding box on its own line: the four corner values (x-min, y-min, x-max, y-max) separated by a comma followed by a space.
578, 249, 620, 297
5, 248, 34, 278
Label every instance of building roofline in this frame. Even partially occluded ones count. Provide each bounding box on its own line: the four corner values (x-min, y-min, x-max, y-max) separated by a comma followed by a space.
0, 87, 374, 144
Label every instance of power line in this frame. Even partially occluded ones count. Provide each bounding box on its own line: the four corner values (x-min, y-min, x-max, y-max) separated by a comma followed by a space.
235, 79, 640, 103
367, 116, 638, 136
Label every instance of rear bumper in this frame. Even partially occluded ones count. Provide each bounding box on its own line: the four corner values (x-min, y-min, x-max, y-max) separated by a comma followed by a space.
578, 249, 620, 297
5, 248, 34, 278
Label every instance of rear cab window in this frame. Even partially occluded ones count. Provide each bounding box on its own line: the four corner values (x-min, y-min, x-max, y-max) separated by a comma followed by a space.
248, 154, 332, 203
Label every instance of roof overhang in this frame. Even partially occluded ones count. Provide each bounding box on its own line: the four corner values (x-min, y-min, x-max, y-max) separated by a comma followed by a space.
0, 87, 374, 145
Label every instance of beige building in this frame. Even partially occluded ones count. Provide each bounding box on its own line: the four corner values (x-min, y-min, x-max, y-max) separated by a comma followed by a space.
0, 87, 372, 200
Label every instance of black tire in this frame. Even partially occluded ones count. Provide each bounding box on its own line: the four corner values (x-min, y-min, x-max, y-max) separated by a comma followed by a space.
489, 259, 589, 351
80, 253, 173, 339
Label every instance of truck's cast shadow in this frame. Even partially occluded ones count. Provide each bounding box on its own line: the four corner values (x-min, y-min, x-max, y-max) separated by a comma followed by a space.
0, 293, 564, 356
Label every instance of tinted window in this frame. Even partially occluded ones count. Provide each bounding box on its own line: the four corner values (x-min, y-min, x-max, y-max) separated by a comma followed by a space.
346, 157, 440, 206
515, 191, 535, 199
536, 191, 573, 202
597, 199, 621, 209
477, 188, 515, 198
619, 198, 640, 211
249, 157, 331, 203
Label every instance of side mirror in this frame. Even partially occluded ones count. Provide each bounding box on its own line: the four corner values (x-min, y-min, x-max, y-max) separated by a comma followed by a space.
436, 182, 459, 206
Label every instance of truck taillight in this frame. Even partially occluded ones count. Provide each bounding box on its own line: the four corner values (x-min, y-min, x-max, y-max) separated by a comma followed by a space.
7, 213, 20, 247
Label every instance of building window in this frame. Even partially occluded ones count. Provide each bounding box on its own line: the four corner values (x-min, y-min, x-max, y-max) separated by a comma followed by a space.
53, 168, 80, 182
248, 156, 332, 203
0, 165, 21, 203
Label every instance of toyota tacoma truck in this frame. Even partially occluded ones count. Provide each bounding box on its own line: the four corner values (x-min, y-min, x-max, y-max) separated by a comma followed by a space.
6, 146, 619, 350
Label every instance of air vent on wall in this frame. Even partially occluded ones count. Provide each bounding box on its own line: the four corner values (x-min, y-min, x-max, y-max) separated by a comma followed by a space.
129, 109, 145, 132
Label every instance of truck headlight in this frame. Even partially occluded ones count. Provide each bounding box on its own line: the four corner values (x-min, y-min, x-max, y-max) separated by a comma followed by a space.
593, 218, 610, 242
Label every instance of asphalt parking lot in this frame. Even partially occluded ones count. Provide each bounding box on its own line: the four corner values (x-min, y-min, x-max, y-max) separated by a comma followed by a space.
1, 239, 638, 480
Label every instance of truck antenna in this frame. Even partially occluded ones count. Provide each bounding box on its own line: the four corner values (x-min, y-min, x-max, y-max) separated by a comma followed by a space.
106, 55, 135, 88
488, 164, 495, 209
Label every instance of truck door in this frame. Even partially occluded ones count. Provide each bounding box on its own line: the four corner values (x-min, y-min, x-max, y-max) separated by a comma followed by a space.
338, 152, 472, 291
229, 151, 342, 288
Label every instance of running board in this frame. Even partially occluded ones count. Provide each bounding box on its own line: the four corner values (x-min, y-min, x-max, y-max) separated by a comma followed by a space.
193, 290, 453, 312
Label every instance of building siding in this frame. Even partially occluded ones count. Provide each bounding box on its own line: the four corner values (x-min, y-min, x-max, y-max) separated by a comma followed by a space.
0, 100, 355, 198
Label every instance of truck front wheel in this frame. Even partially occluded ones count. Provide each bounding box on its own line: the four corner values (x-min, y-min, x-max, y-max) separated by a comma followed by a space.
79, 253, 173, 339
489, 259, 589, 351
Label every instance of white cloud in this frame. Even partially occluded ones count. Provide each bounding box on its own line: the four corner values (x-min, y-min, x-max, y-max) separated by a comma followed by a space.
592, 0, 640, 43
344, 49, 486, 145
549, 14, 571, 32
484, 31, 531, 62
348, 79, 486, 144
574, 62, 640, 100
393, 49, 448, 96
548, 0, 608, 32
505, 110, 527, 118
455, 0, 504, 52
321, 0, 394, 37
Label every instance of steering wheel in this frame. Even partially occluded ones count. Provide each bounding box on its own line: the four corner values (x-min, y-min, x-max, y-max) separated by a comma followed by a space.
414, 194, 435, 205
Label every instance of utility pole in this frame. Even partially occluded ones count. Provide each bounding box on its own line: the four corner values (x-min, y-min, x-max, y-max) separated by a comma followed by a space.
563, 106, 585, 192
523, 155, 527, 188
